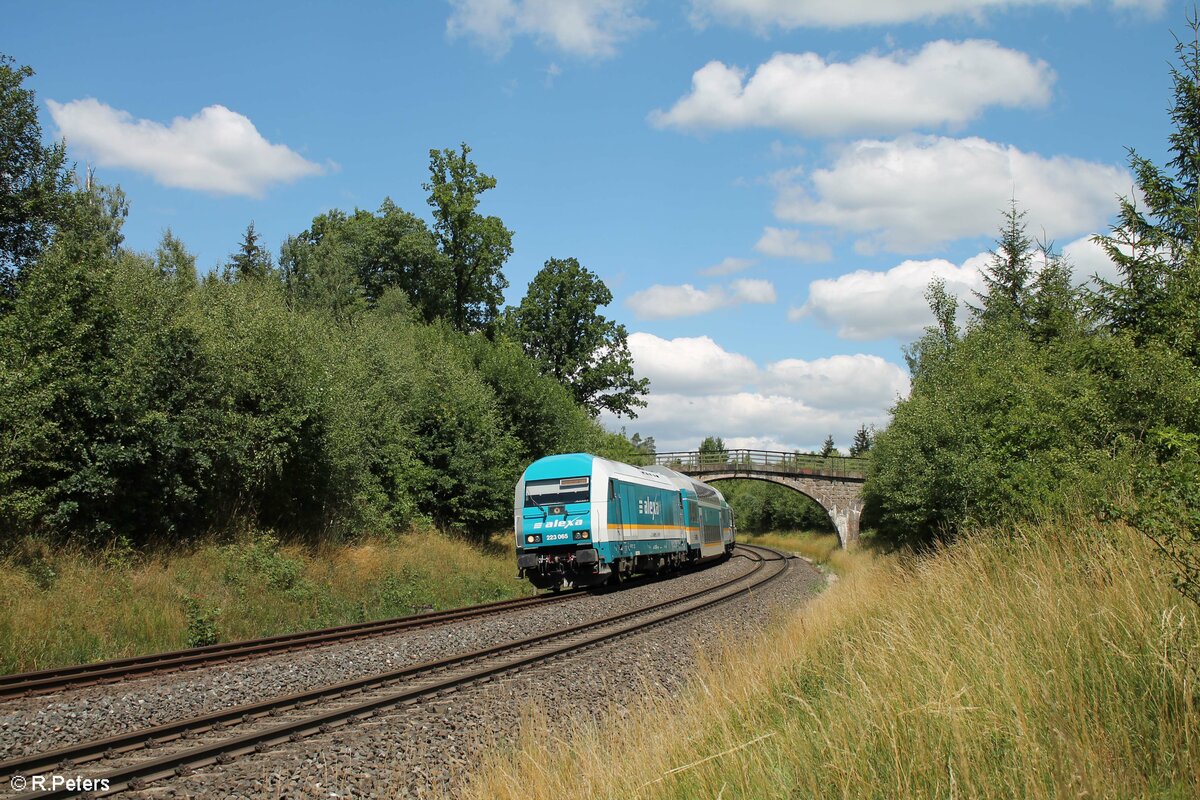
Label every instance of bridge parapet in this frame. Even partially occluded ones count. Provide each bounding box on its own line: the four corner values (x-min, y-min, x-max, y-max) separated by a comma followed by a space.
637, 449, 868, 480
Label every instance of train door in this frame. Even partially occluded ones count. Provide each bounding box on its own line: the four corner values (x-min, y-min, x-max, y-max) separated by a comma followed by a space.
608, 479, 625, 541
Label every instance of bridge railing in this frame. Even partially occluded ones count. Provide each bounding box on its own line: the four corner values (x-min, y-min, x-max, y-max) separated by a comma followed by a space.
633, 449, 869, 479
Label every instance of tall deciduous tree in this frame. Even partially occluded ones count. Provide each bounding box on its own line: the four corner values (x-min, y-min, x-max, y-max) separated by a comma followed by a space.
155, 228, 197, 286
508, 257, 648, 417
281, 199, 449, 321
424, 143, 512, 332
0, 54, 72, 309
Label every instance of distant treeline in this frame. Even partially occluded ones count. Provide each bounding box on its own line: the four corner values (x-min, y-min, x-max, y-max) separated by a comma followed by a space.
0, 55, 649, 547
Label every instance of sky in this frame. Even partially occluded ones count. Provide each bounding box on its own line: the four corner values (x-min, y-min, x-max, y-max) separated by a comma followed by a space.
4, 0, 1180, 453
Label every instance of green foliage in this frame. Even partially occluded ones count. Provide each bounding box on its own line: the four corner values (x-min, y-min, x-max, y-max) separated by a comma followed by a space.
424, 143, 512, 333
969, 200, 1034, 326
222, 532, 305, 592
183, 596, 220, 647
866, 14, 1200, 567
465, 332, 596, 464
0, 117, 645, 548
849, 425, 873, 457
371, 566, 435, 615
864, 318, 1118, 546
223, 222, 275, 283
1116, 427, 1200, 606
715, 479, 834, 534
819, 435, 836, 458
699, 435, 728, 463
0, 53, 73, 307
155, 228, 197, 286
280, 199, 448, 322
507, 257, 648, 418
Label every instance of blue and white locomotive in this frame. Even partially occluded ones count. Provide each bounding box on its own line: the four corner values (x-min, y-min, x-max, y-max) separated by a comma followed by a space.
514, 453, 735, 589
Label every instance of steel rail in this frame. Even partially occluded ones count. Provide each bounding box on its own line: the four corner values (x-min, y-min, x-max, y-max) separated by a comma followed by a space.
0, 590, 584, 700
4, 545, 788, 799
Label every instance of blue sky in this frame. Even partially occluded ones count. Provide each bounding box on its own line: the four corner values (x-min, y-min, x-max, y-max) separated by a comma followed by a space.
5, 1, 1178, 452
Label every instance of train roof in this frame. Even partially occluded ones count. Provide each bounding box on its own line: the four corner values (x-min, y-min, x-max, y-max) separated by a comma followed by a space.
642, 465, 726, 503
520, 454, 727, 506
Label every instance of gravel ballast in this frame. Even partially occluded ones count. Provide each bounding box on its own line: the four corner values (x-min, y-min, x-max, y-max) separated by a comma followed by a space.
1, 550, 825, 798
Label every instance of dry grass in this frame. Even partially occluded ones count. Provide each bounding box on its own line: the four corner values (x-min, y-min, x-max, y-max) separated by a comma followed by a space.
0, 529, 531, 673
462, 519, 1200, 799
741, 531, 862, 577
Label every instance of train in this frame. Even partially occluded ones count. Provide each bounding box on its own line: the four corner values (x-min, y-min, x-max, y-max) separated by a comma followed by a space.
514, 452, 735, 590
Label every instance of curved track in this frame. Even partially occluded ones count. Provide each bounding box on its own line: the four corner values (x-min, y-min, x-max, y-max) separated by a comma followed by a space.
2, 544, 788, 799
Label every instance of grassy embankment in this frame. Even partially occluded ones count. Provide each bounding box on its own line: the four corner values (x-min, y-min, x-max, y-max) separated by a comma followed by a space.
0, 530, 531, 674
463, 520, 1200, 799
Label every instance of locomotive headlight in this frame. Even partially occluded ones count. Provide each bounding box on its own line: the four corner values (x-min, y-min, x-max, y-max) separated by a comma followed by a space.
574, 530, 590, 540
526, 534, 541, 544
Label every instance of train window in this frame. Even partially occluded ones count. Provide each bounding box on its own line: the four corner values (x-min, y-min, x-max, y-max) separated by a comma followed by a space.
525, 477, 590, 507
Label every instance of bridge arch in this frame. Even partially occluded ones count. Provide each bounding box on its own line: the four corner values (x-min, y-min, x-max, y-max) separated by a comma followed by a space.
700, 472, 840, 542
697, 472, 862, 548
642, 450, 866, 548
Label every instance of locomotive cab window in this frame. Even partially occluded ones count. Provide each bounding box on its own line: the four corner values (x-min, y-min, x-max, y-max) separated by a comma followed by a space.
524, 477, 590, 507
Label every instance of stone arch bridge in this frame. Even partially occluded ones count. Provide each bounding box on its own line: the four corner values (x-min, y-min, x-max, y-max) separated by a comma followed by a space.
639, 450, 867, 547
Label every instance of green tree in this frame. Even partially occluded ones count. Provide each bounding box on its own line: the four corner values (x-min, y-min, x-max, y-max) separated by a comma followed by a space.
508, 257, 648, 417
819, 435, 836, 458
0, 54, 72, 309
630, 432, 656, 455
903, 277, 959, 378
281, 200, 450, 321
280, 227, 365, 323
849, 425, 873, 457
699, 435, 728, 464
155, 228, 197, 286
424, 143, 512, 332
225, 222, 275, 282
970, 200, 1034, 326
1027, 240, 1083, 345
1092, 15, 1200, 364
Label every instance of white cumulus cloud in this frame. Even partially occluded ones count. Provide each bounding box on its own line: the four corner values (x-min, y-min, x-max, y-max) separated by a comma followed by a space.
446, 0, 649, 57
650, 40, 1053, 136
628, 332, 760, 394
774, 135, 1129, 253
793, 255, 989, 341
763, 355, 910, 411
699, 256, 756, 276
608, 333, 908, 451
793, 236, 1124, 341
754, 227, 832, 261
688, 0, 1166, 30
626, 278, 777, 319
47, 99, 325, 198
1063, 234, 1122, 284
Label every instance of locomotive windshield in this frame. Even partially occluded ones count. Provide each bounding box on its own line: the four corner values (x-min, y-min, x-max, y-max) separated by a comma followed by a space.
524, 477, 590, 507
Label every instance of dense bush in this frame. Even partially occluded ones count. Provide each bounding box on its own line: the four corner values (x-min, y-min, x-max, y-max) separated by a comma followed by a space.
0, 230, 613, 546
864, 22, 1200, 577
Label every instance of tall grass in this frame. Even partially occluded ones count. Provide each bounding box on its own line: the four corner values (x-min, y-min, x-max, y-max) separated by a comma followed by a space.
0, 530, 531, 674
463, 518, 1199, 799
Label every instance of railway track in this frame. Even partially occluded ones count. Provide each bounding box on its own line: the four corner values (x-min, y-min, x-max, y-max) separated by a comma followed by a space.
0, 591, 585, 700
1, 544, 788, 799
